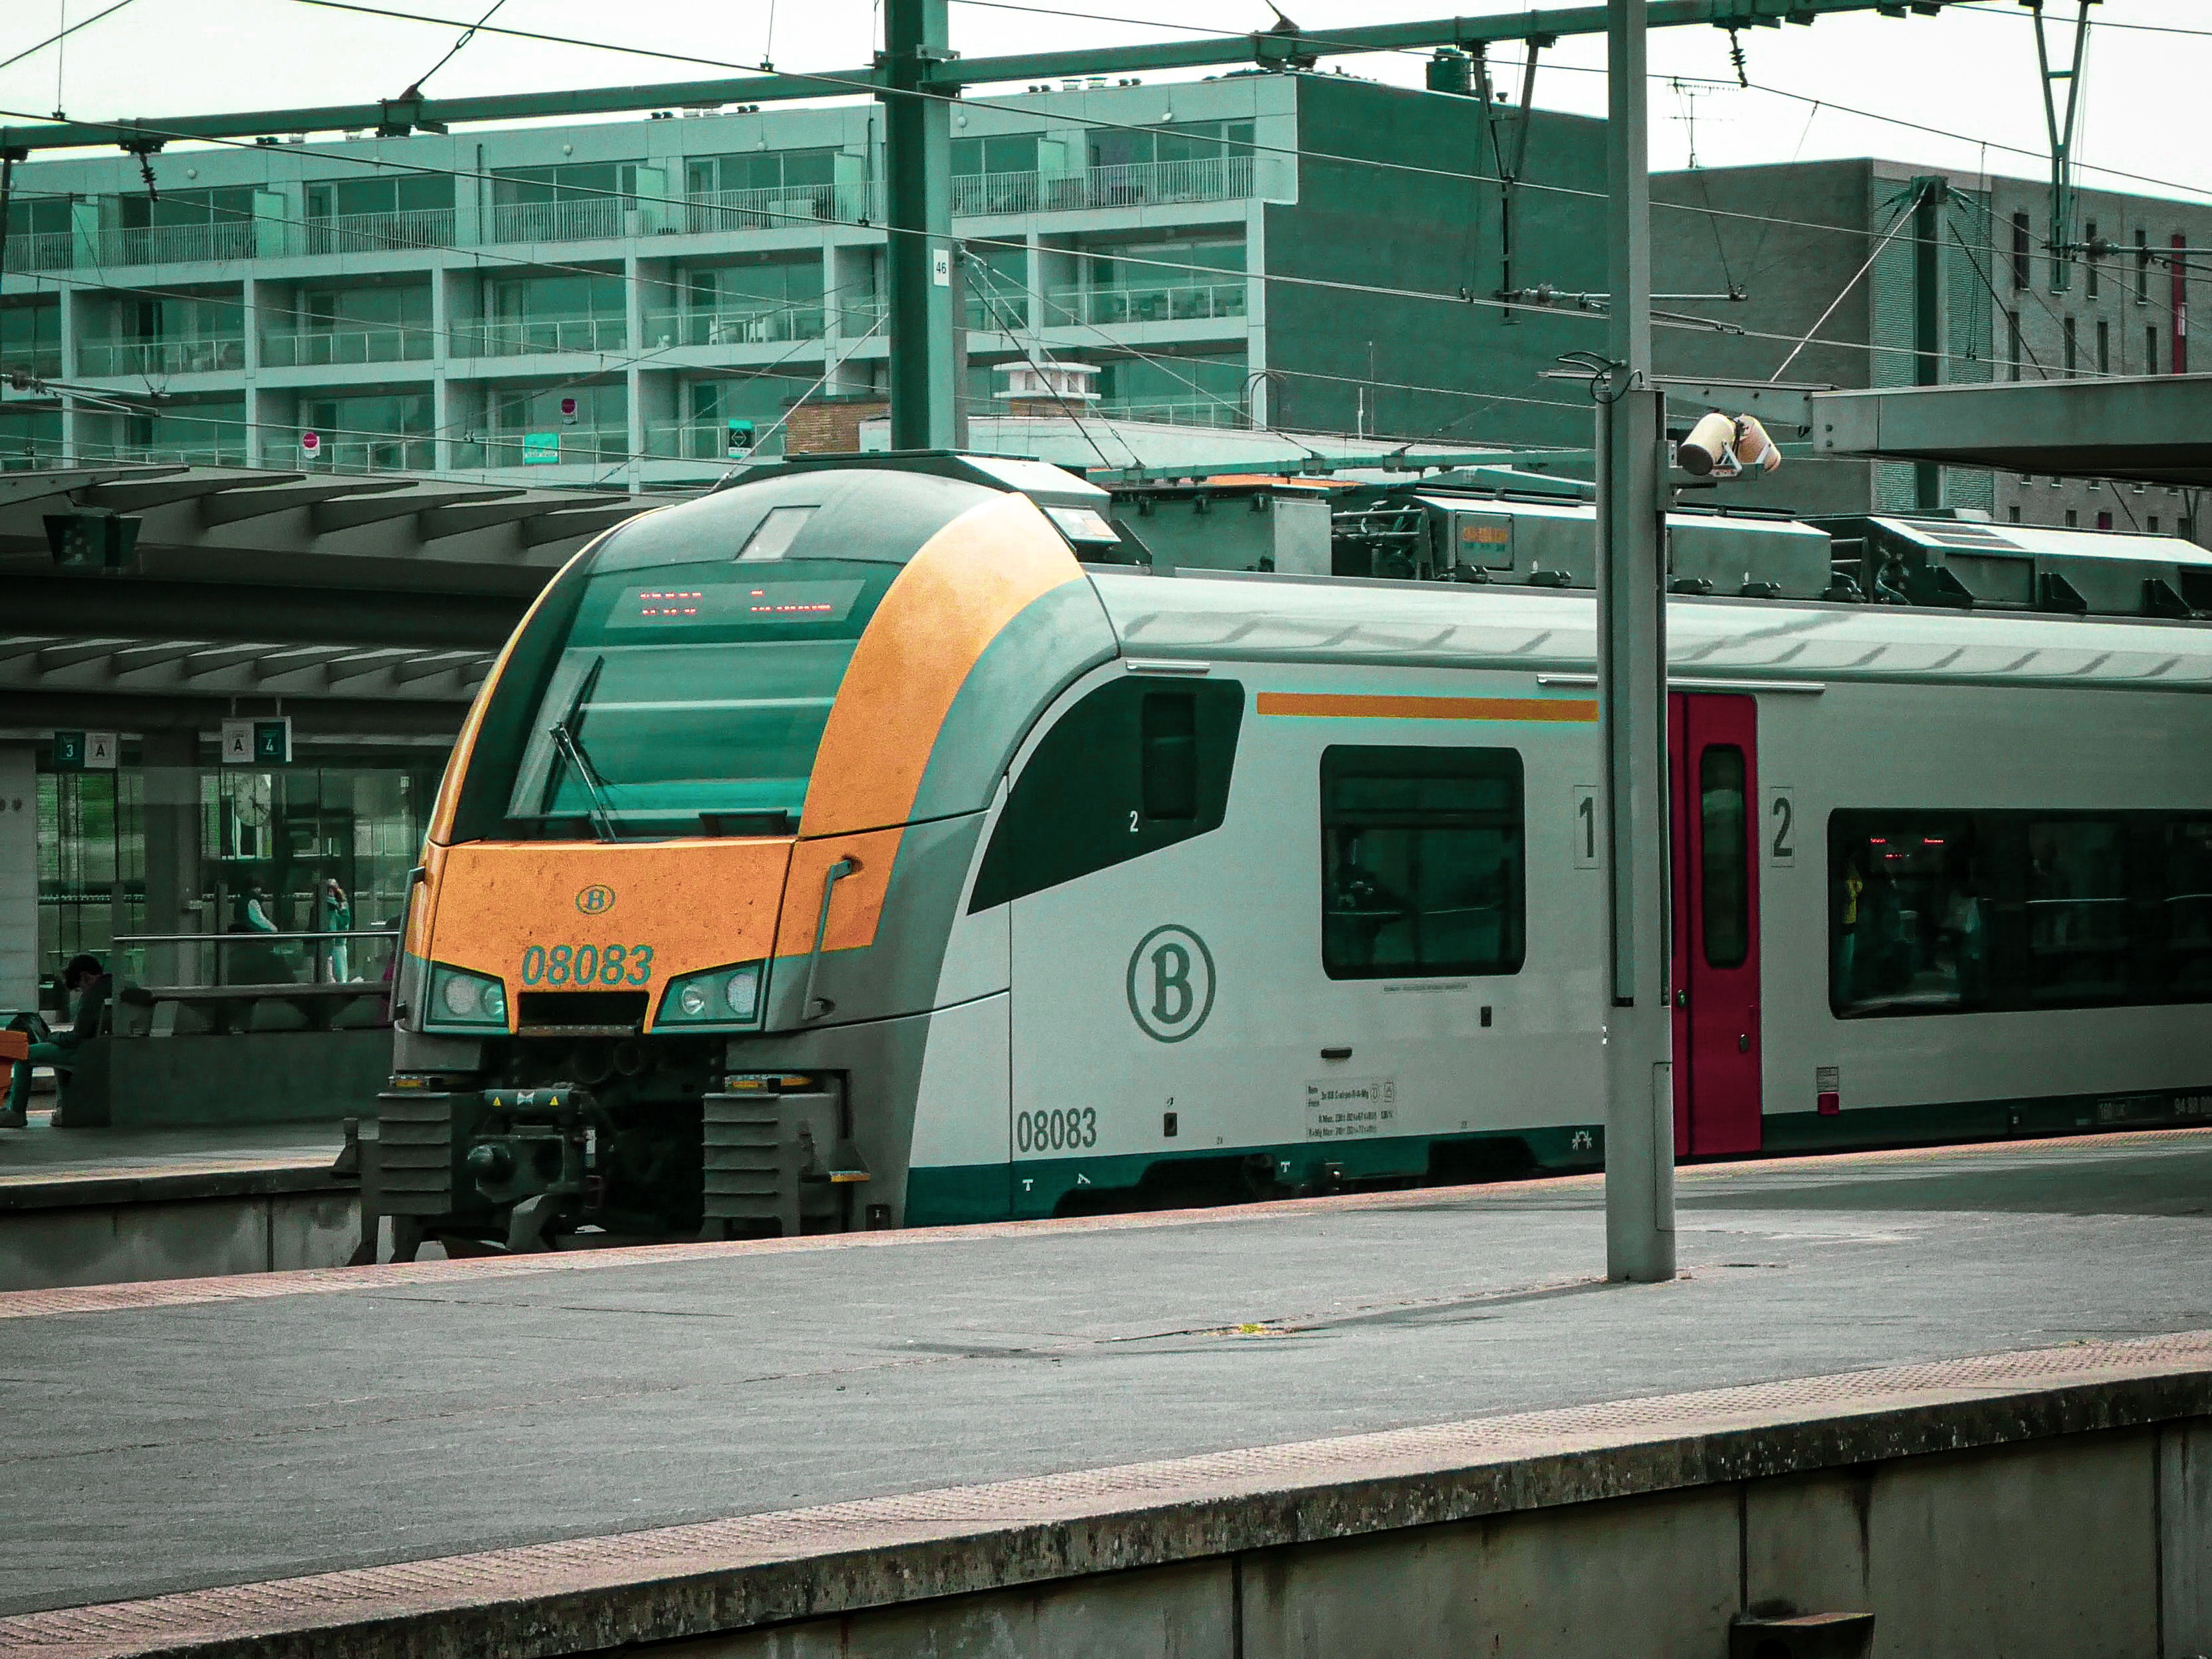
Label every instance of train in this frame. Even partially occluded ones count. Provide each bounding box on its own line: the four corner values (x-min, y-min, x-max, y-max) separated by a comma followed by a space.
372, 450, 2212, 1256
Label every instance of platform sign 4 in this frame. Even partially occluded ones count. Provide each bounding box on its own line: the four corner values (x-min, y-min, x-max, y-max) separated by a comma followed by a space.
522, 431, 561, 465
222, 717, 292, 765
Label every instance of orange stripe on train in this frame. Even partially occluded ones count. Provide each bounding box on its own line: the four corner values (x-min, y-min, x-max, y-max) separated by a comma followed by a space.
801, 492, 1083, 842
1256, 692, 1601, 723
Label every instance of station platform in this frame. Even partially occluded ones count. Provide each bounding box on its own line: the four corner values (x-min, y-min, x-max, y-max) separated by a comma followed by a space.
3, 1127, 2210, 1655
0, 1117, 352, 1291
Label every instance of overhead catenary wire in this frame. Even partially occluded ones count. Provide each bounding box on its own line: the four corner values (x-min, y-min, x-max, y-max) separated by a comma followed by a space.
3, 0, 2189, 436
276, 0, 2211, 291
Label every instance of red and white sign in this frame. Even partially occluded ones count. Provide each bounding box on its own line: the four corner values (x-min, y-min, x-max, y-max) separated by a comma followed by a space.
300, 431, 320, 455
559, 395, 578, 421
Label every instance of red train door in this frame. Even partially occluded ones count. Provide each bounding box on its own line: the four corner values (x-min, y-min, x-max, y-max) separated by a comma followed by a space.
1668, 693, 1763, 1157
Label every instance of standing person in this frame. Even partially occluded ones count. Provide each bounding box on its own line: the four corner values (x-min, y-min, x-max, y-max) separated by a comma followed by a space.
321, 877, 352, 982
2, 954, 108, 1128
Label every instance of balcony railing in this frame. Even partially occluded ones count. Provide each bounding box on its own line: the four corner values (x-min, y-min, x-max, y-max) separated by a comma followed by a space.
93, 219, 258, 267
458, 427, 631, 469
642, 421, 788, 462
74, 435, 252, 466
963, 293, 1030, 332
683, 182, 877, 235
489, 197, 625, 246
952, 156, 1256, 220
951, 170, 1045, 219
642, 306, 826, 348
3, 231, 73, 272
1095, 397, 1246, 428
76, 336, 247, 377
1, 348, 63, 381
1075, 156, 1256, 210
261, 326, 436, 368
298, 435, 437, 473
1044, 279, 1247, 328
303, 208, 456, 255
456, 315, 630, 358
0, 437, 68, 471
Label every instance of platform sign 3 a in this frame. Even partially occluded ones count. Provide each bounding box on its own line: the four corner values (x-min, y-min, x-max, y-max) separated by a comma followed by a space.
53, 730, 118, 771
522, 431, 561, 465
221, 717, 292, 765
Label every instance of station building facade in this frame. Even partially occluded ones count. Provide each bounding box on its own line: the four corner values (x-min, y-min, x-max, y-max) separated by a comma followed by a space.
0, 70, 1610, 498
1654, 157, 2212, 540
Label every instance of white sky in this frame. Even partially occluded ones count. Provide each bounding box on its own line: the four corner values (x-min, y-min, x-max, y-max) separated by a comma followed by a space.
0, 1, 2207, 204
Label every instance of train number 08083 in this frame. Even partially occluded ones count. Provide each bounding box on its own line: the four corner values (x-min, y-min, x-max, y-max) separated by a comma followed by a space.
1015, 1107, 1097, 1153
518, 943, 655, 987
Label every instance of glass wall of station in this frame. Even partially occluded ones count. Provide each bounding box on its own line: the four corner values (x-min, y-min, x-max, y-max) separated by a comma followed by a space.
34, 744, 445, 995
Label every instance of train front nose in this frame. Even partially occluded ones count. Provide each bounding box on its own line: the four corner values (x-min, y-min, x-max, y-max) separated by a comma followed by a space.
414, 837, 794, 1038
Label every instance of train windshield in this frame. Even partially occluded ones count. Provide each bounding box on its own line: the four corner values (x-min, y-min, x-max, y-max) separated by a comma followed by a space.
499, 558, 899, 835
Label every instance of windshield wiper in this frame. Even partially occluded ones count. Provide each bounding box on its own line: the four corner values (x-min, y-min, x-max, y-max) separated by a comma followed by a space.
545, 655, 621, 842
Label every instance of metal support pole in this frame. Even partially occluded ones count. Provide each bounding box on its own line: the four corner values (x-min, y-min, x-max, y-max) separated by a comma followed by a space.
881, 0, 958, 451
1599, 0, 1676, 1284
1912, 177, 1947, 511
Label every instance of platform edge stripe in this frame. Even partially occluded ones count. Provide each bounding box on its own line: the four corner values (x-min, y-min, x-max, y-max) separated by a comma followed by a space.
4, 1333, 2209, 1658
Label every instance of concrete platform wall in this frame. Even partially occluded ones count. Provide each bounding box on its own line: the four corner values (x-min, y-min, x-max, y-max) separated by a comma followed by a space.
0, 1188, 357, 1291
662, 1423, 2211, 1659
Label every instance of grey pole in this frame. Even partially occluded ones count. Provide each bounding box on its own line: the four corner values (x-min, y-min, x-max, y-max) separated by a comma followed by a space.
881, 0, 958, 451
1597, 0, 1677, 1282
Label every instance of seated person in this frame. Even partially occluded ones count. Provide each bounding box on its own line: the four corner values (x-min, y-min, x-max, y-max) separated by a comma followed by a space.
3, 954, 108, 1129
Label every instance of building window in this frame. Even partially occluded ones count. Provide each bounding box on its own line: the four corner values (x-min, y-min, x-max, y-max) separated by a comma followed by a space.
2150, 516, 2161, 534
2012, 211, 2032, 290
2085, 221, 2100, 298
2097, 510, 2113, 530
2007, 310, 2023, 381
1320, 746, 1524, 980
2066, 509, 2078, 527
2063, 316, 2078, 376
2096, 318, 2110, 376
2138, 228, 2152, 302
1087, 119, 1255, 173
950, 135, 1040, 178
2009, 506, 2022, 523
305, 175, 453, 220
685, 149, 839, 197
2149, 324, 2161, 376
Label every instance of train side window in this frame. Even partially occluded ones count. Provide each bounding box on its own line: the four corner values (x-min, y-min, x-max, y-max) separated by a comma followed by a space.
1319, 746, 1523, 980
968, 675, 1244, 911
2026, 819, 2130, 1002
1828, 815, 1983, 1017
2163, 821, 2212, 996
1141, 691, 1198, 822
1699, 745, 1749, 969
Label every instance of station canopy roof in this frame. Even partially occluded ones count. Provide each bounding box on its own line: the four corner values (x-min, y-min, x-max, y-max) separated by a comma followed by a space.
0, 464, 686, 735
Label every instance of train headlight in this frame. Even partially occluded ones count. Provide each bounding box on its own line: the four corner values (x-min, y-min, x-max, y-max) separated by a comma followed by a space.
722, 962, 762, 1018
427, 964, 510, 1030
658, 960, 766, 1030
